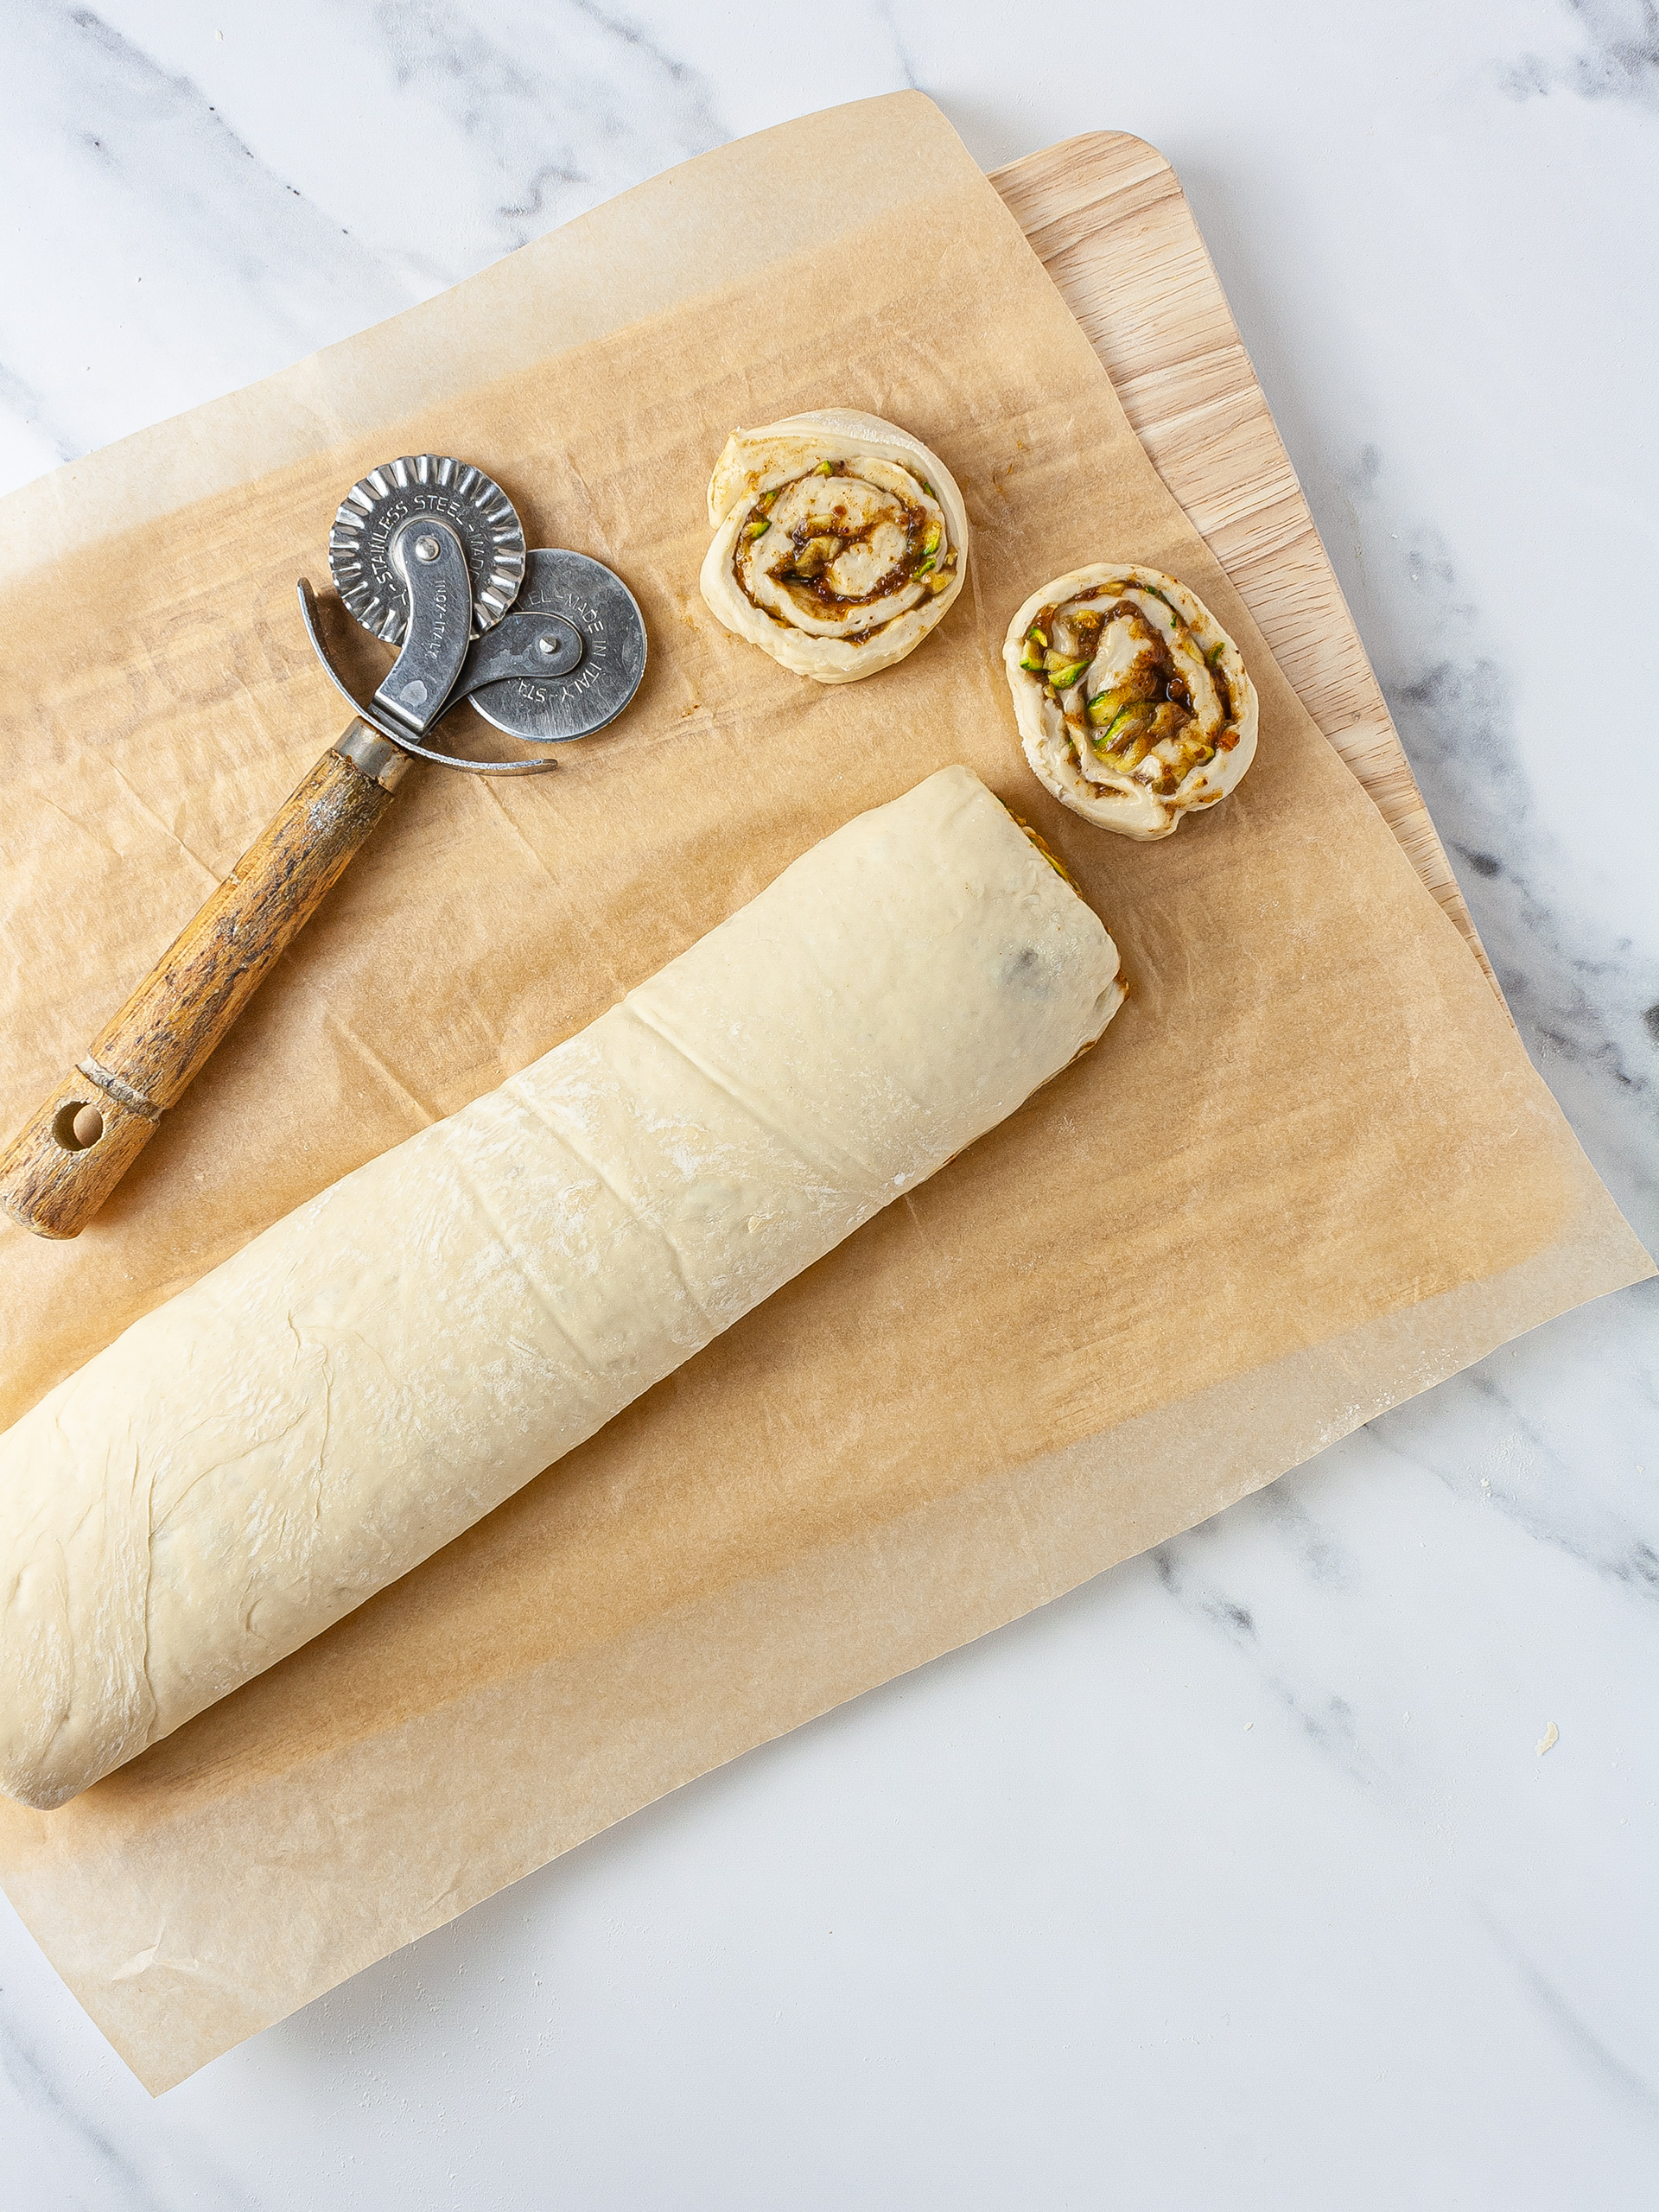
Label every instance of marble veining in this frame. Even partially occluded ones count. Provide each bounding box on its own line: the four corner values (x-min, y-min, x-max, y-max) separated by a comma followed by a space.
1334, 448, 1659, 1250
1503, 0, 1659, 111
359, 0, 728, 276
0, 2, 1654, 2205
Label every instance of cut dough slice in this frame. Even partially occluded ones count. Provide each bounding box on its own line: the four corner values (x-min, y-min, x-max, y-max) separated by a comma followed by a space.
1004, 564, 1259, 839
699, 409, 969, 683
0, 767, 1122, 1809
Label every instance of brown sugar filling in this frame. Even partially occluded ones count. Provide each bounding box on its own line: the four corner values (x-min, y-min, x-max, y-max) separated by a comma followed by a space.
733, 461, 957, 638
1020, 587, 1243, 795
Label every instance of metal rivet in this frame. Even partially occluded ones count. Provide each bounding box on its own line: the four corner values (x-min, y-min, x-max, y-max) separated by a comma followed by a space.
413, 535, 442, 563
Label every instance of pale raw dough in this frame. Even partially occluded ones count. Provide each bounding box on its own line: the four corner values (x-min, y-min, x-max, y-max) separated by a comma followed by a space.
1004, 564, 1259, 839
0, 767, 1122, 1808
699, 410, 969, 682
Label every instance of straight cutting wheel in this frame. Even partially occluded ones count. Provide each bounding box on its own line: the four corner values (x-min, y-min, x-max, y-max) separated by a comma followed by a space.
466, 550, 648, 746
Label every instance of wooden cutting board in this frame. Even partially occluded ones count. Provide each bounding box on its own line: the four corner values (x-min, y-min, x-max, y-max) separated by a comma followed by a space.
990, 133, 1496, 993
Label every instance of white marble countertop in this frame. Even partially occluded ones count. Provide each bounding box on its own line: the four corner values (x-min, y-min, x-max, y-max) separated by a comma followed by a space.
2, 3, 1655, 2204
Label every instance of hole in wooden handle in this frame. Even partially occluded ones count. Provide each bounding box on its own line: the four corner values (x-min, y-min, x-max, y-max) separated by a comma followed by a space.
52, 1102, 105, 1151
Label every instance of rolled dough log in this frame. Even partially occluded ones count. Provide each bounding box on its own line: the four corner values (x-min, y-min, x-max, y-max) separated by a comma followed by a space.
0, 767, 1123, 1808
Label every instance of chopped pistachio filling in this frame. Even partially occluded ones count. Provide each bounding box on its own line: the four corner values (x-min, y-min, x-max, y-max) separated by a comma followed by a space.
732, 457, 957, 642
1024, 582, 1241, 795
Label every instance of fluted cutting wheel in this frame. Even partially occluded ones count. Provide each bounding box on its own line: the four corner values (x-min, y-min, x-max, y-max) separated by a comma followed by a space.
329, 454, 525, 645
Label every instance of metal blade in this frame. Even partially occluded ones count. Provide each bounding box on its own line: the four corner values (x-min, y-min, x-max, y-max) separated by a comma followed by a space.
461, 550, 647, 744
329, 454, 525, 645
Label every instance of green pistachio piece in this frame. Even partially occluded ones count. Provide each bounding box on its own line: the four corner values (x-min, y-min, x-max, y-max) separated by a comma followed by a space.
791, 535, 841, 579
915, 556, 937, 578
814, 460, 836, 475
743, 517, 771, 539
1094, 702, 1156, 764
1019, 649, 1045, 671
1049, 658, 1092, 690
922, 524, 942, 556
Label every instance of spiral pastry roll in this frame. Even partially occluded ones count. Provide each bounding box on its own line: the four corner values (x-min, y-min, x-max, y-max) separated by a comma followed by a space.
1004, 565, 1258, 838
700, 410, 969, 683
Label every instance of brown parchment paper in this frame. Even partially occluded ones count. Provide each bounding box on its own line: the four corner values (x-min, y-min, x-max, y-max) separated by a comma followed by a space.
0, 94, 1648, 2094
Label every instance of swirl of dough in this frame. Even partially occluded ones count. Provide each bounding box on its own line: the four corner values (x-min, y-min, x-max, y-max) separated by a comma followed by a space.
699, 410, 969, 683
1003, 564, 1259, 839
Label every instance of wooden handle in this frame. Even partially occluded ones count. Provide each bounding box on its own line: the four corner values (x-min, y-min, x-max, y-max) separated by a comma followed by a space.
0, 721, 411, 1239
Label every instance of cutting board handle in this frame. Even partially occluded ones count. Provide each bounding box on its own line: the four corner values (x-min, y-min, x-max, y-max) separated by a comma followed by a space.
0, 723, 410, 1240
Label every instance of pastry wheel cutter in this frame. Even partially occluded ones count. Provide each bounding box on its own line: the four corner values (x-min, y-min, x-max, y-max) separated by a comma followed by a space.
0, 454, 647, 1239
